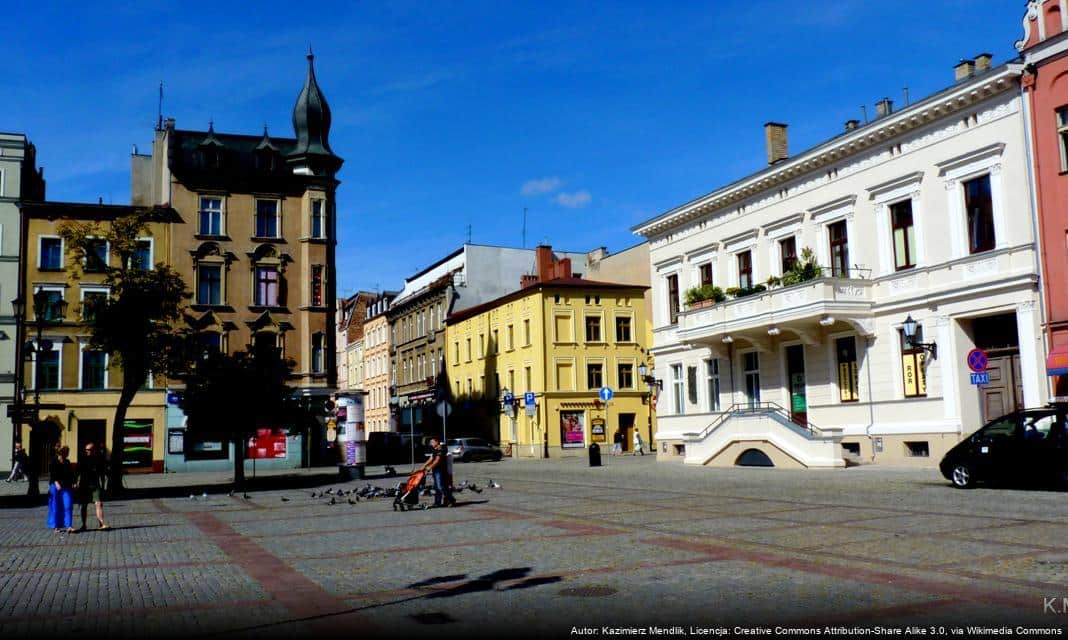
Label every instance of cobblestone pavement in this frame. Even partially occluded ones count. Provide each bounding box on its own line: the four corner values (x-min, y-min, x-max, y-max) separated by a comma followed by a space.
1, 456, 1067, 639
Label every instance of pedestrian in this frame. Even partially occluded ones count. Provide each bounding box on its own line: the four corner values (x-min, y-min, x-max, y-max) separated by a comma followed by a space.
7, 442, 27, 482
47, 445, 75, 533
75, 442, 109, 531
612, 430, 623, 455
422, 437, 455, 508
633, 430, 645, 456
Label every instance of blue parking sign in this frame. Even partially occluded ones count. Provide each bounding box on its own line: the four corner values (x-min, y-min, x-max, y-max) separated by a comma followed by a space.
524, 392, 535, 406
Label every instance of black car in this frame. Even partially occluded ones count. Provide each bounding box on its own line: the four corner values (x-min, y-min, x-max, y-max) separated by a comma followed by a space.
939, 406, 1068, 489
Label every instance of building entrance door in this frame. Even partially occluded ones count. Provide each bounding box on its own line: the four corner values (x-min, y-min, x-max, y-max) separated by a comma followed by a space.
981, 351, 1022, 423
785, 345, 807, 426
618, 413, 635, 453
77, 420, 106, 459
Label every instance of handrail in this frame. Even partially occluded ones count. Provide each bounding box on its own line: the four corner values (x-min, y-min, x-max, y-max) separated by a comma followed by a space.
684, 401, 825, 441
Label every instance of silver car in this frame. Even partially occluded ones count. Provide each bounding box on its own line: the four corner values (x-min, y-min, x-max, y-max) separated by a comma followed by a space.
446, 438, 503, 462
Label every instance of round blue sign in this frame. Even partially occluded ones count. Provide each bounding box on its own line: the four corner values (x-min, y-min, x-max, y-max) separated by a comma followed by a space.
599, 387, 614, 402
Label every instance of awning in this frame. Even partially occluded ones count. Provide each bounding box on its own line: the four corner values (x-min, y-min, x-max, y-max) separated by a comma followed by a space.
1046, 344, 1068, 376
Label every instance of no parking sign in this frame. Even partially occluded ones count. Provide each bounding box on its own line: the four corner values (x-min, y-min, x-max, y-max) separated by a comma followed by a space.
967, 348, 989, 385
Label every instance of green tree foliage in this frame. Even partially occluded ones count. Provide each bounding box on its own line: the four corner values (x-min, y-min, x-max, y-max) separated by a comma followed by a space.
58, 209, 190, 494
177, 343, 297, 489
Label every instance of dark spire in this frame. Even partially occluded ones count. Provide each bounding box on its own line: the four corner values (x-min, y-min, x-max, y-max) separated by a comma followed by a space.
291, 51, 334, 157
255, 124, 277, 151
199, 120, 225, 148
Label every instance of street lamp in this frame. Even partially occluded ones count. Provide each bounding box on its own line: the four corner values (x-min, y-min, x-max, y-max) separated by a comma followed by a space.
637, 363, 662, 452
10, 291, 67, 497
902, 314, 937, 358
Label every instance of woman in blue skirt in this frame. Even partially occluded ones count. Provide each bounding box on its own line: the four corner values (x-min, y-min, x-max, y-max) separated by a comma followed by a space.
47, 446, 75, 533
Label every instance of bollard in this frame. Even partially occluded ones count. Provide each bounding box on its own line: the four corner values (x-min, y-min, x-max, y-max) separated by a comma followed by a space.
588, 443, 602, 467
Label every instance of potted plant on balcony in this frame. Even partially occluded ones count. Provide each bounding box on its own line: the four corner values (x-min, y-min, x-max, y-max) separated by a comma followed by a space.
780, 247, 823, 286
684, 284, 726, 309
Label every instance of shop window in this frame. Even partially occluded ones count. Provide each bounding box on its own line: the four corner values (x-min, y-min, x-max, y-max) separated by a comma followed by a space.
836, 336, 859, 402
900, 328, 928, 397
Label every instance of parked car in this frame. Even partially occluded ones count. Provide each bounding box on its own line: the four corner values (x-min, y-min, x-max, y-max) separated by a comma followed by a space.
366, 432, 431, 466
446, 437, 503, 462
939, 405, 1068, 489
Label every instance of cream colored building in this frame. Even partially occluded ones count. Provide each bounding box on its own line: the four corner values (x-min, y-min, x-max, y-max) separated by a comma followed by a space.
362, 293, 395, 433
634, 60, 1044, 468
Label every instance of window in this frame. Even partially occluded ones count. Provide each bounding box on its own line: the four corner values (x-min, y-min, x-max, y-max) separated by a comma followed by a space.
615, 316, 632, 342
312, 334, 324, 373
453, 342, 459, 365
36, 288, 65, 322
36, 344, 60, 390
743, 352, 760, 408
506, 325, 514, 350
255, 199, 279, 238
699, 263, 713, 286
900, 328, 927, 397
780, 237, 797, 274
465, 338, 471, 362
890, 200, 916, 270
671, 364, 685, 414
199, 197, 223, 236
197, 265, 222, 305
131, 240, 152, 270
585, 363, 602, 388
85, 239, 108, 273
585, 316, 602, 342
905, 441, 930, 457
964, 174, 995, 254
311, 266, 323, 307
828, 220, 849, 277
39, 237, 62, 270
255, 266, 279, 306
81, 288, 108, 323
492, 329, 499, 353
311, 200, 325, 239
198, 332, 222, 355
81, 350, 106, 390
667, 274, 680, 324
618, 363, 634, 389
1058, 107, 1068, 172
737, 251, 753, 289
836, 337, 860, 402
524, 319, 531, 346
705, 358, 721, 411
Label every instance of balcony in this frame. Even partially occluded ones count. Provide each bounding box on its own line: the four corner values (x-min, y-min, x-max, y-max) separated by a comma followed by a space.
677, 276, 875, 346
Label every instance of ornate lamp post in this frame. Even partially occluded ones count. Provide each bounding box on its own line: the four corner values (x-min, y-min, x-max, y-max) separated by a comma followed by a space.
638, 363, 662, 452
902, 314, 937, 358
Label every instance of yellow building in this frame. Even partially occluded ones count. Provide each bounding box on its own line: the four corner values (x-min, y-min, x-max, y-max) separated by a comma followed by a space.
445, 247, 652, 458
16, 202, 179, 472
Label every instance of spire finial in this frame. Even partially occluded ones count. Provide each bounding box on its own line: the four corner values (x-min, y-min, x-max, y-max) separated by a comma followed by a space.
307, 44, 314, 62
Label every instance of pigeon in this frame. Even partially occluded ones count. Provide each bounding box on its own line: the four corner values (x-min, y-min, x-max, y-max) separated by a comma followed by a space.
189, 494, 196, 500
489, 480, 501, 489
202, 491, 209, 499
385, 465, 397, 476
325, 488, 334, 495
329, 497, 336, 505
228, 490, 235, 497
242, 493, 250, 500
348, 498, 357, 505
310, 491, 318, 498
281, 497, 290, 502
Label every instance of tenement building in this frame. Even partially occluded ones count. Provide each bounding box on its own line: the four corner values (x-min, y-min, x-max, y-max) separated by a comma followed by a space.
634, 57, 1042, 467
132, 53, 343, 470
362, 292, 396, 433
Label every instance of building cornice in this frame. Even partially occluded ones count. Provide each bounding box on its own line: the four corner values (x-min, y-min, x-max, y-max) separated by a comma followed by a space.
632, 65, 1022, 238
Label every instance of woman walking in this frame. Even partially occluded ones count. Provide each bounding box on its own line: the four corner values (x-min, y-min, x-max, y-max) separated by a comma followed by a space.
47, 446, 75, 533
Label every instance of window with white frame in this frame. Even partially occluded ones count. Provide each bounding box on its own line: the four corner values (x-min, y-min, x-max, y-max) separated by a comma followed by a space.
35, 286, 65, 322
743, 352, 760, 408
1058, 106, 1068, 172
698, 262, 713, 286
666, 274, 680, 324
828, 220, 849, 277
81, 346, 107, 390
963, 174, 995, 254
705, 358, 721, 412
199, 197, 224, 236
311, 200, 325, 239
671, 364, 685, 414
255, 199, 280, 238
889, 200, 916, 270
39, 237, 63, 270
84, 238, 109, 273
255, 266, 280, 306
34, 339, 61, 390
130, 239, 153, 270
737, 251, 753, 289
80, 286, 109, 323
197, 264, 223, 305
312, 333, 325, 373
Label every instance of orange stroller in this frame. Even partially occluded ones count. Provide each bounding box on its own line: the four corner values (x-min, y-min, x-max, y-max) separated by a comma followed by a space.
393, 468, 426, 511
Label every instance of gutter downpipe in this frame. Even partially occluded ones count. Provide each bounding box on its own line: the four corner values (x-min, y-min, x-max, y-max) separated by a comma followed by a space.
1019, 66, 1053, 401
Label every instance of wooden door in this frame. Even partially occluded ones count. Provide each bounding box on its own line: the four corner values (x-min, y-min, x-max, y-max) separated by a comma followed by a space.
981, 354, 1022, 423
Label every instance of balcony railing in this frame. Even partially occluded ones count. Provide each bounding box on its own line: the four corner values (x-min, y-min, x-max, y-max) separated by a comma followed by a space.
682, 401, 827, 441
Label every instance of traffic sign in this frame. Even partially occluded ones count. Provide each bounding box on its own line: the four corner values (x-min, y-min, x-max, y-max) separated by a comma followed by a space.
524, 392, 535, 406
503, 392, 514, 405
599, 387, 614, 402
966, 348, 988, 373
970, 372, 990, 385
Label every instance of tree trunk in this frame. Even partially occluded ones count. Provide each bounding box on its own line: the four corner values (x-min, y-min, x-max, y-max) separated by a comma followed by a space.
108, 380, 140, 496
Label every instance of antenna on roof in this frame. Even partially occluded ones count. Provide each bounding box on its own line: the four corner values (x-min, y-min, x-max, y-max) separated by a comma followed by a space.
522, 207, 527, 248
157, 81, 164, 131
860, 105, 869, 124
466, 224, 472, 244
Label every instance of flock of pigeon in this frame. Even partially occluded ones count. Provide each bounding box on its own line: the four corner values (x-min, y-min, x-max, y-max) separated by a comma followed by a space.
185, 478, 503, 505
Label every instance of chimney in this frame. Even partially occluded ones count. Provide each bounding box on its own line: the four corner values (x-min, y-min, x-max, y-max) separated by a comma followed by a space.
954, 58, 975, 82
764, 122, 788, 165
974, 52, 993, 72
845, 119, 860, 131
535, 245, 554, 280
875, 97, 893, 118
164, 117, 176, 130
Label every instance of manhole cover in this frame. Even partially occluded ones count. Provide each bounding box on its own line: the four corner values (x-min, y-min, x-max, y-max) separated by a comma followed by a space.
558, 585, 618, 598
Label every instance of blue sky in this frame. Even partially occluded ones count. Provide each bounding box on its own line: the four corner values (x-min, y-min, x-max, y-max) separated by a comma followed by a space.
4, 1, 1025, 296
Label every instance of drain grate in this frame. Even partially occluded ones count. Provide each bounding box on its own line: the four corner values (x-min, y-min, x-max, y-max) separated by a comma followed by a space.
558, 585, 618, 598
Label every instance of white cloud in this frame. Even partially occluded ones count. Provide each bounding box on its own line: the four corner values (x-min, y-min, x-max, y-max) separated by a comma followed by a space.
554, 191, 592, 208
521, 176, 562, 196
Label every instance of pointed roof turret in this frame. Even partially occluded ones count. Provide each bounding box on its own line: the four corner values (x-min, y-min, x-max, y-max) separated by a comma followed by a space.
255, 125, 278, 151
199, 120, 225, 148
291, 50, 334, 157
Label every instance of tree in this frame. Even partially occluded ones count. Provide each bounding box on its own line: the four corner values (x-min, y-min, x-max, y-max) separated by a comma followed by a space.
177, 343, 297, 489
58, 208, 190, 494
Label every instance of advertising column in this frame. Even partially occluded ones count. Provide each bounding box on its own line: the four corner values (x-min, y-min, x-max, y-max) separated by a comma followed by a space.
336, 395, 366, 479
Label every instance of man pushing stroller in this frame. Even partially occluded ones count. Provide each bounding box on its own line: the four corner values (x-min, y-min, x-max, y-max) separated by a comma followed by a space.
422, 437, 456, 508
